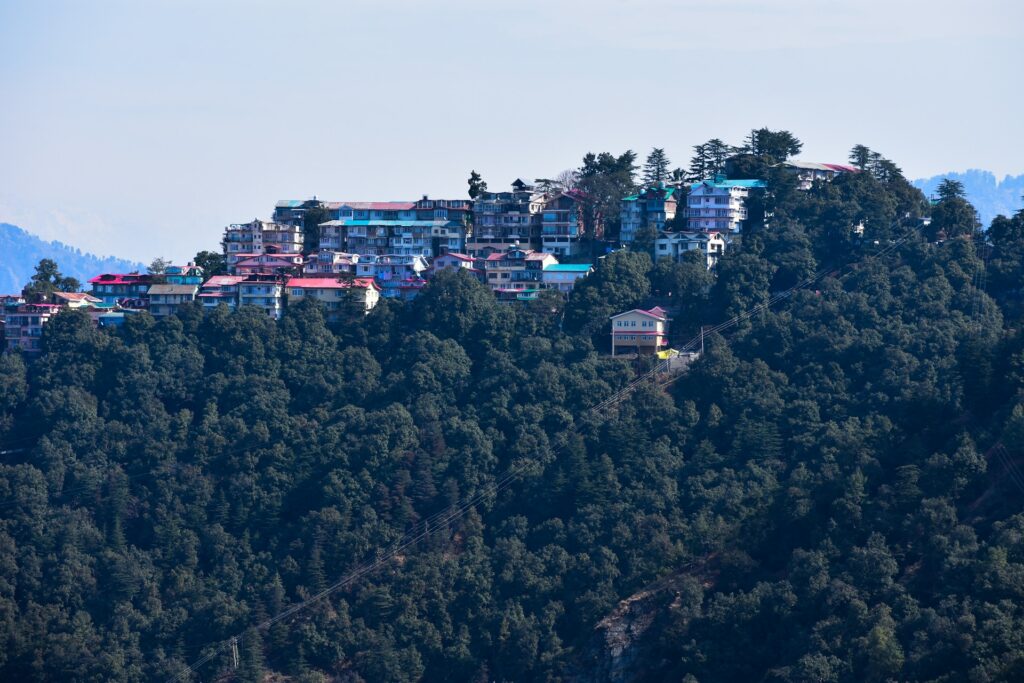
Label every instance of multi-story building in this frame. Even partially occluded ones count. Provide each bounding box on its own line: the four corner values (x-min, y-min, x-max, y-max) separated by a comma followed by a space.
479, 248, 558, 296
355, 254, 429, 284
469, 179, 545, 255
198, 275, 246, 311
147, 284, 199, 317
165, 263, 205, 285
620, 183, 681, 244
88, 273, 154, 306
303, 251, 360, 276
610, 306, 670, 356
223, 219, 304, 260
286, 277, 380, 320
542, 263, 593, 294
237, 274, 287, 320
777, 161, 859, 190
540, 191, 586, 257
231, 253, 304, 276
686, 176, 766, 233
3, 303, 60, 353
432, 253, 477, 275
654, 230, 729, 269
272, 198, 324, 226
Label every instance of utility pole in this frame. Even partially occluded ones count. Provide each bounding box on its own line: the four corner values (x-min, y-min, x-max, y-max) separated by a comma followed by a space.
700, 325, 705, 356
230, 637, 239, 670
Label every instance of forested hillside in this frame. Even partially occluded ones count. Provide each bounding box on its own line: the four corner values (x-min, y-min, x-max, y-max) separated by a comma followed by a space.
3, 157, 1024, 683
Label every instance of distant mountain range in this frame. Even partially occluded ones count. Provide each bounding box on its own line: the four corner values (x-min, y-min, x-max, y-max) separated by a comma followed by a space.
0, 222, 144, 295
913, 170, 1024, 228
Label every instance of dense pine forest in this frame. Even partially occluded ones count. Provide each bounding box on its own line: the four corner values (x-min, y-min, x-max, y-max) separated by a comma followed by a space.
4, 148, 1024, 682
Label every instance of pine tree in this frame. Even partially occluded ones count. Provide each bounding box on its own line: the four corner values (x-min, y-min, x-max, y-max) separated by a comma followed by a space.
468, 170, 488, 199
642, 148, 671, 185
849, 144, 872, 170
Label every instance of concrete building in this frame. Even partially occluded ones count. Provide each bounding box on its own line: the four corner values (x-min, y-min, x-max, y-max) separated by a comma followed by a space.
432, 253, 477, 275
231, 253, 304, 276
611, 306, 670, 356
355, 254, 429, 285
541, 191, 586, 257
654, 230, 728, 269
304, 251, 360, 276
479, 248, 557, 297
88, 273, 153, 306
223, 219, 304, 260
687, 177, 766, 233
198, 275, 246, 311
469, 179, 545, 255
238, 275, 287, 320
620, 183, 681, 244
287, 277, 381, 320
148, 284, 199, 317
3, 303, 60, 353
542, 263, 593, 294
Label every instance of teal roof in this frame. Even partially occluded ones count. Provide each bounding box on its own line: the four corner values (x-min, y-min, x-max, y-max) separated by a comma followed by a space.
544, 263, 593, 272
691, 179, 766, 189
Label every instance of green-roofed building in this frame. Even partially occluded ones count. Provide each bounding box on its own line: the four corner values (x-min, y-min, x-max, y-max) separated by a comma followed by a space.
620, 182, 682, 244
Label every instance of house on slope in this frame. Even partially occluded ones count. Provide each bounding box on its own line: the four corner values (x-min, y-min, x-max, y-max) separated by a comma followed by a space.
610, 306, 670, 356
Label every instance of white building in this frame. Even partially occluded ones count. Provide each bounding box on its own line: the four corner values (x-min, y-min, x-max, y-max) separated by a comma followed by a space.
304, 251, 360, 276
223, 219, 304, 260
238, 275, 287, 320
777, 160, 859, 190
542, 263, 593, 294
687, 177, 766, 233
654, 230, 729, 269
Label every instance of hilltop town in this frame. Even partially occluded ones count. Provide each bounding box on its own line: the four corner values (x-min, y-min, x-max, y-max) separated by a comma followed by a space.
2, 133, 870, 356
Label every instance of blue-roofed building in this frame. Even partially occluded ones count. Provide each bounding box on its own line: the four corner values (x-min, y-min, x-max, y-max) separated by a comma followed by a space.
542, 262, 593, 294
620, 183, 682, 244
687, 175, 767, 233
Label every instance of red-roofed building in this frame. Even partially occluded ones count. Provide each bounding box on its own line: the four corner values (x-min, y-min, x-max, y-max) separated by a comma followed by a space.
287, 277, 381, 320
198, 275, 246, 311
432, 252, 477, 276
777, 160, 860, 190
479, 248, 558, 295
88, 273, 153, 306
610, 306, 670, 356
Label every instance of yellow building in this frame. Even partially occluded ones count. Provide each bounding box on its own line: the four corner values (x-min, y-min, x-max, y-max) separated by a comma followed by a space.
610, 306, 670, 356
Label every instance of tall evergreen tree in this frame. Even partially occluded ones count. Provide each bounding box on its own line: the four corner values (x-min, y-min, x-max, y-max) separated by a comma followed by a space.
468, 170, 488, 199
642, 148, 672, 185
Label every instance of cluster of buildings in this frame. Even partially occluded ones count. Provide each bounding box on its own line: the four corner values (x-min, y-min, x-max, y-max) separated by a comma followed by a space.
3, 159, 856, 355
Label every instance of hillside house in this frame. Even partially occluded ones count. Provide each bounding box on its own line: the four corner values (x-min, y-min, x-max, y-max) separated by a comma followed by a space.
198, 275, 246, 311
541, 191, 586, 257
687, 177, 766, 233
3, 303, 60, 354
480, 248, 557, 296
238, 275, 287, 320
287, 277, 380, 320
304, 251, 359, 276
432, 253, 477, 275
610, 306, 670, 356
165, 263, 205, 285
231, 253, 304, 276
620, 183, 681, 244
148, 284, 199, 317
542, 263, 593, 294
223, 219, 304, 262
89, 273, 153, 306
654, 230, 728, 269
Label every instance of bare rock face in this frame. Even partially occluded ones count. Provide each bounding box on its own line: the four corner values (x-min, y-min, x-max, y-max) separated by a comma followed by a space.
569, 578, 677, 683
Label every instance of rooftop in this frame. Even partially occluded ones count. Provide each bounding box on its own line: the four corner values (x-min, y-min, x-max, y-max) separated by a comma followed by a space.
287, 277, 379, 290
544, 263, 593, 272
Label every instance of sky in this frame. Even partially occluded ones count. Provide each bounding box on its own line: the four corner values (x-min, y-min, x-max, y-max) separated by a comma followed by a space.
1, 0, 1022, 263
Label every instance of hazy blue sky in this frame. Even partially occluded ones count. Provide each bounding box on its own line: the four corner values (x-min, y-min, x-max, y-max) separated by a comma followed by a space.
1, 0, 1022, 263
